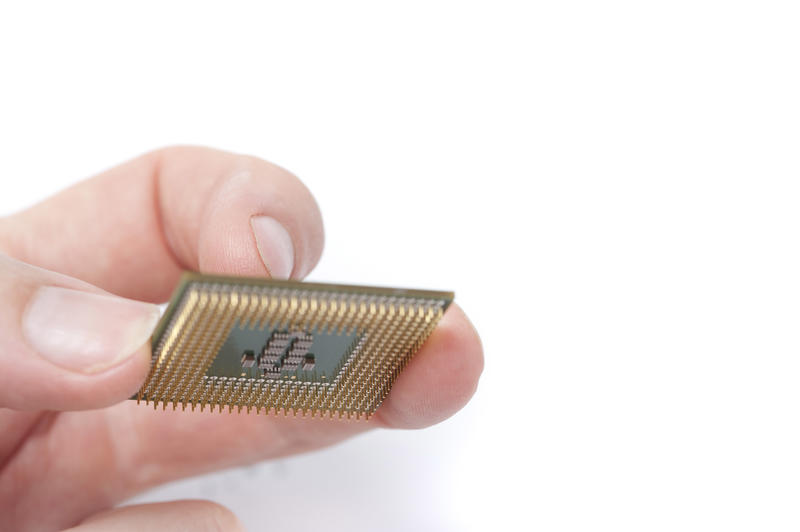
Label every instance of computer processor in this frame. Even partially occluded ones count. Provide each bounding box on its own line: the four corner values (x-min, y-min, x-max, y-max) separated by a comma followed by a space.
134, 273, 453, 420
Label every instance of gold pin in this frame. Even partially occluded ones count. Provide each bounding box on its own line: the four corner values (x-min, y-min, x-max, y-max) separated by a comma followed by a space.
134, 273, 452, 419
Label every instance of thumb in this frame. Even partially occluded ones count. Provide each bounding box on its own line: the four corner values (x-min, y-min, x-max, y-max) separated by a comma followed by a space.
0, 253, 159, 411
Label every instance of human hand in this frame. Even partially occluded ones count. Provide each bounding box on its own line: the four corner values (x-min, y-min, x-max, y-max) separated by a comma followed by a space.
0, 147, 483, 531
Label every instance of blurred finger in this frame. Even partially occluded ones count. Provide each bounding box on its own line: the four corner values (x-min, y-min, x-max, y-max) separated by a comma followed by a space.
65, 500, 244, 532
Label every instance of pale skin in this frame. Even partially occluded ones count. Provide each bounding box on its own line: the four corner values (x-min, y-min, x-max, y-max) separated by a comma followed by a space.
0, 147, 484, 531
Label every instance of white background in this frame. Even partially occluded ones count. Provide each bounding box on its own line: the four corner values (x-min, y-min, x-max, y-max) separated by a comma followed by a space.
1, 2, 799, 531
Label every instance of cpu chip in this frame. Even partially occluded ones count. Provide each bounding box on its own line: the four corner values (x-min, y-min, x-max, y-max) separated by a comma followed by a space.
134, 273, 453, 419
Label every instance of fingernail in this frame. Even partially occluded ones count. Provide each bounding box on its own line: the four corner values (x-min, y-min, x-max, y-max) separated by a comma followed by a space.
22, 287, 160, 374
251, 216, 295, 279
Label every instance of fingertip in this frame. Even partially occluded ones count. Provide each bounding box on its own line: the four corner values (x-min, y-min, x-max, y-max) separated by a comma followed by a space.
175, 151, 324, 281
22, 287, 159, 375
375, 303, 484, 429
28, 340, 152, 411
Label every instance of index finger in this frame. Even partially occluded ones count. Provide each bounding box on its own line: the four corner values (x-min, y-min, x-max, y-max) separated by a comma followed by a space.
0, 146, 325, 302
